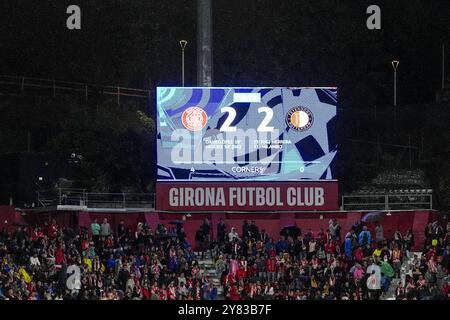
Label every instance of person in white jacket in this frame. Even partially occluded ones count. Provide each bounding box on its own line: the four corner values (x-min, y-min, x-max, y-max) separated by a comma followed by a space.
228, 227, 240, 243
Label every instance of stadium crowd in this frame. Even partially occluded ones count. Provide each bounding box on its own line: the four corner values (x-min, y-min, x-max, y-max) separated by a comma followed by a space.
0, 216, 449, 300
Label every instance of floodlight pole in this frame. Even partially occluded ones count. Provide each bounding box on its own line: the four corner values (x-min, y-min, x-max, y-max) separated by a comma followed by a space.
442, 42, 445, 90
392, 60, 399, 107
392, 60, 399, 128
180, 40, 188, 86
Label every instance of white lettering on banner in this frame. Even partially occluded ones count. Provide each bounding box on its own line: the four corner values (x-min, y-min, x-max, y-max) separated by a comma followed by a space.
169, 188, 178, 206
266, 188, 275, 206
247, 187, 255, 206
170, 128, 280, 165
286, 187, 325, 206
256, 188, 265, 206
169, 187, 226, 207
315, 187, 325, 206
229, 187, 237, 206
168, 186, 326, 207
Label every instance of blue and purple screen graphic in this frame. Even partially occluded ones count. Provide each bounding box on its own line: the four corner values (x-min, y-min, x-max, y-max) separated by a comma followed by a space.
156, 87, 337, 181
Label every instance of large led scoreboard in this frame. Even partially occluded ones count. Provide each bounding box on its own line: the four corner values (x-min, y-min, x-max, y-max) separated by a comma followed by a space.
156, 87, 338, 211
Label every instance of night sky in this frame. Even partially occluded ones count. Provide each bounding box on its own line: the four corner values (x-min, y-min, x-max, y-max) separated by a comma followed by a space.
0, 0, 448, 109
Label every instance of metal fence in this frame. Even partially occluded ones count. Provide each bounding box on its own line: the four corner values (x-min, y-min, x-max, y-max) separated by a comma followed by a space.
36, 188, 432, 212
36, 188, 155, 209
341, 191, 432, 211
0, 75, 150, 105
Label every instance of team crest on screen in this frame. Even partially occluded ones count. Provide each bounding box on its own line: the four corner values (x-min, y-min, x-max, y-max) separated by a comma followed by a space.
286, 106, 314, 131
181, 107, 208, 131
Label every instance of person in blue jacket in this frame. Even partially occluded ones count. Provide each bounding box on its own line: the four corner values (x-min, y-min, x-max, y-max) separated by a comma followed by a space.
209, 285, 218, 300
358, 226, 372, 246
344, 235, 353, 260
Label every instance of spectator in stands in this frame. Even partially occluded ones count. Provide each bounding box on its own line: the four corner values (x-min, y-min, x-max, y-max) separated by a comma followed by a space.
424, 222, 433, 248
329, 219, 341, 242
1, 218, 449, 301
242, 220, 251, 240
91, 218, 100, 244
375, 223, 384, 242
249, 221, 259, 240
217, 218, 227, 245
228, 227, 240, 243
195, 226, 206, 259
404, 229, 415, 256
344, 232, 353, 260
48, 219, 58, 239
117, 220, 126, 240
259, 229, 269, 243
393, 229, 403, 249
358, 226, 372, 246
101, 218, 111, 237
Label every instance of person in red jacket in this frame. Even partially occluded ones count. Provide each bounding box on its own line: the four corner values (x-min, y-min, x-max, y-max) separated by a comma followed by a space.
55, 245, 65, 265
47, 219, 58, 239
236, 266, 247, 283
141, 284, 150, 300
266, 256, 277, 283
229, 284, 240, 300
325, 240, 336, 262
354, 246, 364, 263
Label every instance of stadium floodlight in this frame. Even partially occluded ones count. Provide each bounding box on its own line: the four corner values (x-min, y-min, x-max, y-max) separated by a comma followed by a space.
442, 42, 446, 89
391, 60, 399, 107
179, 40, 188, 86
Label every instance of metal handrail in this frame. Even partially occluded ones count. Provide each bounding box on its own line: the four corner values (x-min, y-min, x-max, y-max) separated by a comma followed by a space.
342, 192, 432, 211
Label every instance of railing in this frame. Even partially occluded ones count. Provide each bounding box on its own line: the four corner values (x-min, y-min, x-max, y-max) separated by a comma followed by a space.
86, 193, 155, 209
36, 188, 155, 210
341, 190, 432, 211
0, 75, 150, 105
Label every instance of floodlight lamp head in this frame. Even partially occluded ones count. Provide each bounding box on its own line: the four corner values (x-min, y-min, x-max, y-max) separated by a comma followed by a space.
179, 40, 188, 50
391, 60, 399, 70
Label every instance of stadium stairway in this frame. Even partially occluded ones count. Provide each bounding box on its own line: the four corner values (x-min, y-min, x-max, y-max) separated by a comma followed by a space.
196, 253, 225, 300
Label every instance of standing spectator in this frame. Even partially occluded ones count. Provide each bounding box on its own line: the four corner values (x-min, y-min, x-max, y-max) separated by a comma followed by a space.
358, 226, 372, 246
228, 227, 240, 243
201, 219, 211, 256
391, 245, 402, 278
48, 219, 58, 239
329, 219, 341, 242
367, 270, 381, 299
404, 229, 415, 256
195, 226, 206, 259
91, 218, 101, 245
249, 221, 259, 240
393, 229, 403, 249
344, 234, 353, 260
424, 222, 433, 248
375, 223, 384, 243
217, 219, 227, 245
101, 218, 111, 237
117, 220, 126, 241
242, 221, 251, 240
258, 229, 269, 243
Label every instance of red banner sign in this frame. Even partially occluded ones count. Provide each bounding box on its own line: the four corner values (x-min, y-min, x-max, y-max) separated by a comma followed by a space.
156, 181, 338, 211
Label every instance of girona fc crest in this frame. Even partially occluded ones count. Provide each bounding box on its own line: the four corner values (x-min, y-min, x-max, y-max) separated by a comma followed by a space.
181, 107, 208, 131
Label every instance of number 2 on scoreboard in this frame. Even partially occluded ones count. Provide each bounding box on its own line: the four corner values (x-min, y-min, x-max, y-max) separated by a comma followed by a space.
219, 106, 274, 132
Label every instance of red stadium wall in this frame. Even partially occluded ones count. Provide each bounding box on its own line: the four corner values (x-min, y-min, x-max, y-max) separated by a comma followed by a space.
5, 206, 437, 251
0, 205, 24, 232
77, 210, 434, 250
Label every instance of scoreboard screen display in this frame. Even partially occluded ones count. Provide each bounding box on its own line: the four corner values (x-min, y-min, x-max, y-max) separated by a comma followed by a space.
156, 87, 337, 182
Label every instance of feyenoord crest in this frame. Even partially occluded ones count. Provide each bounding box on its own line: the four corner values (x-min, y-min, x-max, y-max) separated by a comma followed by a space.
181, 107, 208, 131
286, 106, 313, 131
